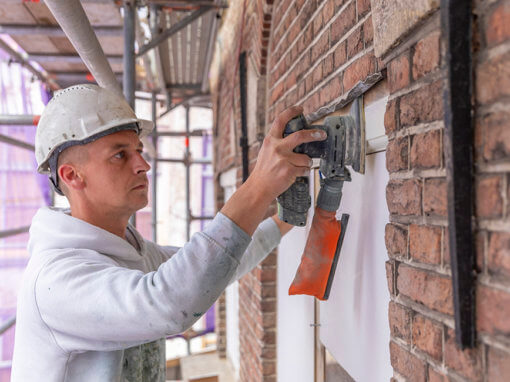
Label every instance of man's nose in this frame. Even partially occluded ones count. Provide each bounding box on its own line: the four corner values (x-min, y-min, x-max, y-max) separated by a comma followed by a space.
133, 151, 151, 174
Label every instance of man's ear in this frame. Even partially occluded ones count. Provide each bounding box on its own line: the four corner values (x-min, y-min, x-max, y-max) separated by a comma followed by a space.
58, 164, 85, 191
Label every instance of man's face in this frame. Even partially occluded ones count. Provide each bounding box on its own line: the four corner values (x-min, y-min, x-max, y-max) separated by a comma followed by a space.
79, 129, 151, 216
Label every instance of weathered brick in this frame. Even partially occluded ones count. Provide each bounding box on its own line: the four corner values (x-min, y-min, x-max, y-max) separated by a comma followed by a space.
390, 342, 427, 381
343, 52, 376, 91
397, 265, 453, 315
311, 32, 329, 63
488, 346, 510, 382
323, 53, 334, 77
412, 314, 443, 360
386, 260, 395, 295
312, 63, 323, 88
313, 8, 323, 35
363, 16, 374, 46
388, 54, 411, 93
476, 175, 503, 219
384, 99, 398, 134
409, 225, 441, 265
347, 26, 363, 59
488, 231, 510, 279
400, 80, 443, 127
477, 111, 510, 162
486, 1, 510, 46
357, 0, 371, 17
270, 81, 285, 103
389, 301, 411, 342
334, 41, 347, 68
477, 285, 510, 335
444, 327, 483, 381
428, 368, 447, 382
323, 0, 335, 24
476, 51, 510, 104
410, 130, 441, 169
319, 75, 342, 105
331, 1, 356, 44
412, 32, 440, 80
386, 179, 422, 216
385, 223, 408, 257
424, 178, 447, 217
386, 137, 408, 172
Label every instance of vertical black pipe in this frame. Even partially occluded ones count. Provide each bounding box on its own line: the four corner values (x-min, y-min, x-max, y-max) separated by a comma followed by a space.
239, 52, 249, 183
441, 0, 476, 348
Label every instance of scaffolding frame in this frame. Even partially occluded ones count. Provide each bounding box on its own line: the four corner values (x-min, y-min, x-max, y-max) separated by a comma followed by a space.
0, 1, 216, 353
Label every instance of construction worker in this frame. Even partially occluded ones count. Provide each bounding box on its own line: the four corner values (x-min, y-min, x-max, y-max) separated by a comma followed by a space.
10, 84, 326, 381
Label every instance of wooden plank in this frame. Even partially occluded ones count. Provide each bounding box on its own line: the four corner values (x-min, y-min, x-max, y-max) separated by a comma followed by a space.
39, 62, 88, 72
48, 36, 76, 54
82, 3, 122, 26
97, 36, 124, 55
12, 35, 59, 54
23, 2, 58, 25
0, 3, 35, 25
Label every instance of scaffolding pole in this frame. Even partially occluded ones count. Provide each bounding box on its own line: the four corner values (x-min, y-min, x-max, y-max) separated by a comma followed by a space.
0, 114, 39, 125
151, 92, 158, 243
185, 105, 191, 241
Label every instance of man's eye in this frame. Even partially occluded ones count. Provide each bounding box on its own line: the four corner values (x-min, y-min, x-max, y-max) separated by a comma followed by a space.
114, 151, 125, 159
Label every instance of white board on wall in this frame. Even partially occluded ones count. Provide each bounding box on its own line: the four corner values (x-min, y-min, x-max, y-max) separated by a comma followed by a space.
319, 152, 392, 382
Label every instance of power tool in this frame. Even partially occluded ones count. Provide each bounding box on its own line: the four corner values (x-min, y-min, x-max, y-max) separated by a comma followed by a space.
279, 98, 366, 300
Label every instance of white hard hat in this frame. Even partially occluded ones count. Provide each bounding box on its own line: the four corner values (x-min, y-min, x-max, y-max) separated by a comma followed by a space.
35, 84, 153, 175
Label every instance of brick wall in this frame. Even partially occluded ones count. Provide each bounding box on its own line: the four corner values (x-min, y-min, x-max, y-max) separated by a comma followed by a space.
383, 0, 510, 380
211, 0, 510, 380
211, 0, 277, 381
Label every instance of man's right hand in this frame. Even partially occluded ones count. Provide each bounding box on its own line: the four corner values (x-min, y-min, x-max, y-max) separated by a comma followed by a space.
220, 106, 327, 236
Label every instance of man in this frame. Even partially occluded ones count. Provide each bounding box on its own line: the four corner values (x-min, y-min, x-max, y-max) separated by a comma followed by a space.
11, 84, 326, 381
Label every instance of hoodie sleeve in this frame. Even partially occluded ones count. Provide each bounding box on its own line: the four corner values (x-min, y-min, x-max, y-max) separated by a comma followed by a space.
34, 212, 251, 353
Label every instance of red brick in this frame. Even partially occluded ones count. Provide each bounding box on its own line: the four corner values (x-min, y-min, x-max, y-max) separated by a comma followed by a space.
410, 130, 441, 169
331, 1, 356, 44
412, 32, 440, 80
363, 16, 374, 46
334, 41, 347, 68
385, 223, 408, 257
284, 71, 296, 91
311, 32, 329, 63
313, 8, 323, 36
389, 301, 411, 342
477, 111, 510, 162
384, 99, 398, 135
488, 346, 510, 382
476, 175, 503, 218
477, 285, 510, 335
386, 179, 422, 216
409, 225, 442, 265
486, 1, 510, 46
347, 27, 363, 59
397, 265, 453, 315
323, 53, 334, 77
388, 54, 411, 93
356, 0, 371, 17
322, 0, 335, 24
444, 327, 483, 381
386, 260, 395, 295
424, 178, 447, 217
270, 81, 284, 103
390, 342, 427, 381
428, 368, 447, 382
476, 51, 510, 104
312, 63, 323, 88
400, 80, 443, 127
488, 231, 510, 279
386, 137, 408, 172
319, 75, 342, 105
412, 314, 443, 360
343, 53, 376, 91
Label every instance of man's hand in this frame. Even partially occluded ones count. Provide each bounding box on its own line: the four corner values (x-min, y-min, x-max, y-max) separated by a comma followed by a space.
220, 106, 326, 236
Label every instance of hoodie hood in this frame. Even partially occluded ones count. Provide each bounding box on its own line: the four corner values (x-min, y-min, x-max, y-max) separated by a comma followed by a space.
28, 207, 146, 263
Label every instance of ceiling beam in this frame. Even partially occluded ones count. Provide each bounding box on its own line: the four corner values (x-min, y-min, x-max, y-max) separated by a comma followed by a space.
28, 53, 122, 64
0, 24, 123, 37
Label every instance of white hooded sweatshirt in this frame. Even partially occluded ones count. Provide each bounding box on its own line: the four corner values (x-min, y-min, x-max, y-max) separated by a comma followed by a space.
11, 207, 281, 381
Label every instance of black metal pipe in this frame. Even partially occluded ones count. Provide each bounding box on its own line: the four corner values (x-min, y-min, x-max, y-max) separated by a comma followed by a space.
441, 0, 475, 349
239, 51, 249, 183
